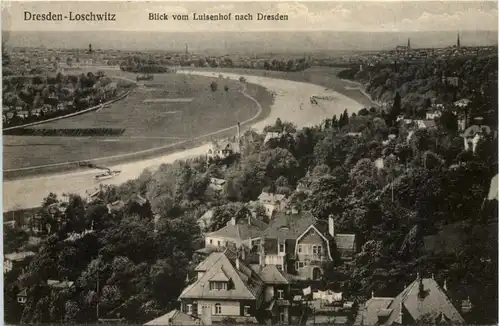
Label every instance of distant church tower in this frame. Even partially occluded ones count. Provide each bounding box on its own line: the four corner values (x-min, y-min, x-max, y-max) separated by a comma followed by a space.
407, 38, 411, 50
457, 32, 461, 48
185, 43, 189, 55
88, 43, 93, 53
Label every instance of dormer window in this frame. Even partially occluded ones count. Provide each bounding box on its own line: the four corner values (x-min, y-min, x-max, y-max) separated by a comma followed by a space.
210, 281, 228, 290
279, 243, 285, 253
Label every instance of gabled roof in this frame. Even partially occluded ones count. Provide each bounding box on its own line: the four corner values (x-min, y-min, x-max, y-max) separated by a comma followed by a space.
206, 217, 267, 241
17, 288, 27, 297
369, 278, 466, 325
257, 265, 291, 285
144, 309, 202, 326
180, 249, 264, 301
264, 211, 316, 240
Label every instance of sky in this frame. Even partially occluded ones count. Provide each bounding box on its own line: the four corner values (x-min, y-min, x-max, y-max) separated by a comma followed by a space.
2, 1, 498, 32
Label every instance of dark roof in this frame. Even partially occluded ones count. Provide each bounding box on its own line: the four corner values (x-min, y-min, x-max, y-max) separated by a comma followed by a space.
264, 211, 316, 240
206, 217, 267, 241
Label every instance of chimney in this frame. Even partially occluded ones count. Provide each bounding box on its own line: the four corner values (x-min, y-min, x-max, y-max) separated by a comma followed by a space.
236, 257, 240, 271
443, 279, 448, 291
328, 215, 335, 237
371, 291, 374, 298
248, 213, 251, 225
228, 216, 236, 226
418, 277, 425, 298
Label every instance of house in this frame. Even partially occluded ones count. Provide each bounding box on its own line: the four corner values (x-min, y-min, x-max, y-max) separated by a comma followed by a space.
205, 215, 268, 250
17, 289, 28, 304
178, 249, 264, 324
250, 264, 292, 324
264, 131, 283, 144
207, 123, 241, 161
362, 276, 466, 325
416, 120, 437, 130
461, 125, 494, 153
4, 251, 36, 273
258, 192, 288, 218
258, 212, 356, 280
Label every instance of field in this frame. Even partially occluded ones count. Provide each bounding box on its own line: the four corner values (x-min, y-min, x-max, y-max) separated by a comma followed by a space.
185, 66, 376, 109
4, 72, 273, 173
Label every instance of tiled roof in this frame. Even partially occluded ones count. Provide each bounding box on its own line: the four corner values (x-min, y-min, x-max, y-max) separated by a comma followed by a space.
210, 267, 230, 282
144, 309, 202, 326
257, 265, 290, 285
180, 249, 264, 301
5, 251, 36, 262
369, 278, 466, 325
206, 217, 267, 241
363, 297, 394, 326
264, 211, 316, 240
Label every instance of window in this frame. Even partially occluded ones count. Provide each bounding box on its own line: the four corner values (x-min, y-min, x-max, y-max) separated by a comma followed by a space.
210, 239, 213, 244
277, 289, 284, 299
244, 306, 250, 316
210, 281, 227, 290
279, 243, 285, 253
296, 261, 305, 269
317, 245, 322, 256
187, 304, 192, 314
217, 240, 221, 247
215, 303, 222, 315
280, 312, 286, 322
298, 245, 302, 253
313, 245, 318, 254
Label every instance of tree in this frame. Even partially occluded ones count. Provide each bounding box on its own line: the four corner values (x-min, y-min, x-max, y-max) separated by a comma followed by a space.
210, 81, 218, 92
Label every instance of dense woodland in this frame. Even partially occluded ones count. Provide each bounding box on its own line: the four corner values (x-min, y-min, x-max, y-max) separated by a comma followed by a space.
4, 59, 498, 325
338, 55, 498, 126
119, 55, 311, 73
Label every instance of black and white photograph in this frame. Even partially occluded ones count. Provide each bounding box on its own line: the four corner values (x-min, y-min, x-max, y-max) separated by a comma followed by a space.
1, 1, 498, 325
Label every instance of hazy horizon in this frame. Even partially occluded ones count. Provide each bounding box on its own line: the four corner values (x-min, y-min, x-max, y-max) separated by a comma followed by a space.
3, 30, 497, 54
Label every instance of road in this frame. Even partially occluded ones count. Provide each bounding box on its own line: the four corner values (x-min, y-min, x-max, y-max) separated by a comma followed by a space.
3, 71, 362, 212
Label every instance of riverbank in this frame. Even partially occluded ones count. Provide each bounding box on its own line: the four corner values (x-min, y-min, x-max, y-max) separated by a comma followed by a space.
3, 70, 364, 211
